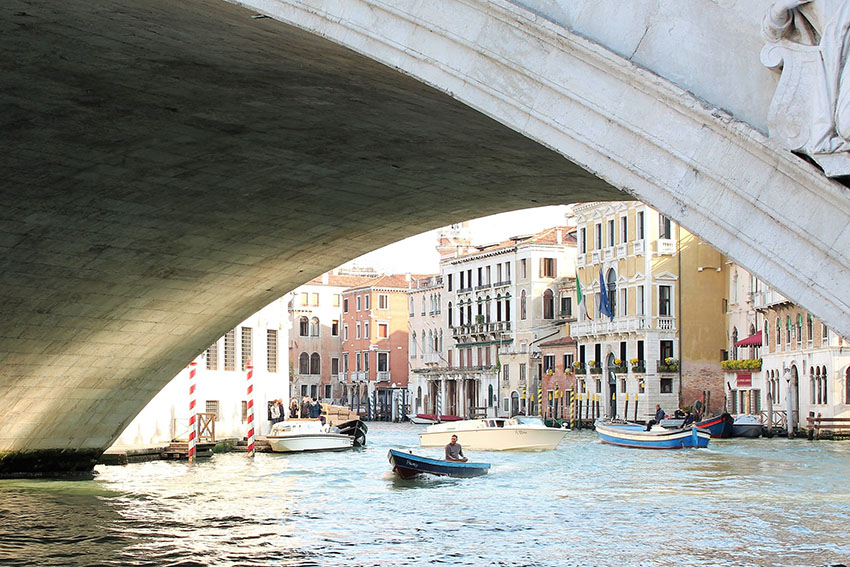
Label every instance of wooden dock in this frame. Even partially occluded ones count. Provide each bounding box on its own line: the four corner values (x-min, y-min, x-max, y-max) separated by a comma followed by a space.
807, 415, 850, 440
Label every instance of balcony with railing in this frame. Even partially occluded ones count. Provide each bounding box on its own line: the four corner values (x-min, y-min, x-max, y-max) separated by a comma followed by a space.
338, 371, 348, 383
633, 240, 645, 255
475, 283, 491, 291
752, 288, 790, 310
656, 316, 675, 330
423, 352, 441, 364
656, 358, 679, 373
569, 316, 648, 337
493, 279, 512, 288
616, 243, 627, 258
376, 371, 391, 382
451, 321, 512, 337
457, 286, 473, 293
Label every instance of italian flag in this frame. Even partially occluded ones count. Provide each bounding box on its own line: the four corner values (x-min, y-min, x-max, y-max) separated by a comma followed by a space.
576, 271, 590, 320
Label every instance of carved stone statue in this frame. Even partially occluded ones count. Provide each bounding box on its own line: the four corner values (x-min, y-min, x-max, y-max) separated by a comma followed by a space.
761, 0, 850, 176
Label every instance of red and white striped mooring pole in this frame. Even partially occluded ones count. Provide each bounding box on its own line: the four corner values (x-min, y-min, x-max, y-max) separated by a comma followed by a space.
246, 360, 255, 457
187, 361, 197, 462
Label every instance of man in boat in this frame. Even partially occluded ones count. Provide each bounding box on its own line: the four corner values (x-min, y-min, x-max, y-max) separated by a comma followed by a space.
445, 435, 468, 462
646, 404, 666, 431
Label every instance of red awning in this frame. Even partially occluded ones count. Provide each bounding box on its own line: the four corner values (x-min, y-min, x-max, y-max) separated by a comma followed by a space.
734, 330, 762, 347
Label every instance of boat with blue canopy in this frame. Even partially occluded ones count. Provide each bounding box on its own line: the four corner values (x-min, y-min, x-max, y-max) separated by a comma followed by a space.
595, 419, 711, 449
387, 449, 490, 479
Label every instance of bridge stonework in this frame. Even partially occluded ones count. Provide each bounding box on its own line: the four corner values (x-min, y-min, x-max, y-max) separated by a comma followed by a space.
1, 0, 848, 473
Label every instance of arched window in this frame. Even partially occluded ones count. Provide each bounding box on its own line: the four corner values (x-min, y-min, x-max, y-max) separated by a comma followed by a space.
765, 321, 770, 347
845, 367, 850, 404
606, 268, 617, 316
505, 298, 511, 322
411, 332, 417, 357
448, 301, 453, 327
439, 330, 443, 352
299, 352, 309, 374
299, 316, 308, 337
310, 353, 320, 375
520, 290, 527, 320
310, 317, 319, 337
488, 384, 495, 407
786, 316, 792, 346
776, 317, 781, 347
822, 366, 828, 405
543, 289, 554, 320
807, 314, 814, 345
485, 296, 491, 322
811, 367, 817, 404
796, 314, 803, 348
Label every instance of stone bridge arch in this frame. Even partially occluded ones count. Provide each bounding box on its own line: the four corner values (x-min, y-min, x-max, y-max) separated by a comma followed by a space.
1, 0, 848, 473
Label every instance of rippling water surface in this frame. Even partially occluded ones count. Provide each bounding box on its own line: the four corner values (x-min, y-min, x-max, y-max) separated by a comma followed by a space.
1, 424, 849, 566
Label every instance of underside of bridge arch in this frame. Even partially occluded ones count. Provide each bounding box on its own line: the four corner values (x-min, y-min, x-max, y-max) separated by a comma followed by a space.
2, 0, 850, 474
0, 0, 622, 474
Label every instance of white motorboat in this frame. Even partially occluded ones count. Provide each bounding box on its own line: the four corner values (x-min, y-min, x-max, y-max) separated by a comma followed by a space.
731, 414, 763, 438
418, 416, 568, 451
266, 420, 354, 453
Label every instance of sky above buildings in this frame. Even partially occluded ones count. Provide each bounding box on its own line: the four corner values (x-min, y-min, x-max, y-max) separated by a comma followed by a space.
341, 205, 572, 275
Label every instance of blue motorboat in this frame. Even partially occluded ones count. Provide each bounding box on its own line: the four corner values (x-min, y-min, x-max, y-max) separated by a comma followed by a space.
595, 419, 711, 449
387, 449, 490, 479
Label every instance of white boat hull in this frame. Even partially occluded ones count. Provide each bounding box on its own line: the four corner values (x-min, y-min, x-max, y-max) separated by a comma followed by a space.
267, 433, 353, 453
419, 419, 567, 451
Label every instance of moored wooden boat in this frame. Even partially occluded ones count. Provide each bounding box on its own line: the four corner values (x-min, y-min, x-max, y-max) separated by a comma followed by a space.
409, 414, 463, 425
387, 449, 490, 479
696, 413, 734, 438
595, 418, 711, 449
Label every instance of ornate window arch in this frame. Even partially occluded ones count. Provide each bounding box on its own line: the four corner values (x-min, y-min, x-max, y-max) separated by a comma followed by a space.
299, 316, 309, 337
310, 353, 320, 375
298, 352, 309, 374
310, 317, 319, 337
543, 289, 554, 320
606, 268, 617, 315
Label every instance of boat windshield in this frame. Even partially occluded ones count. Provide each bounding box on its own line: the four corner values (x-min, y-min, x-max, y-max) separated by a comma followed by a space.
514, 416, 545, 426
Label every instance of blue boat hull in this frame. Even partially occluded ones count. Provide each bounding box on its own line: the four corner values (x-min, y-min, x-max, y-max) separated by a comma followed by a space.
595, 419, 711, 449
388, 449, 490, 479
696, 413, 734, 438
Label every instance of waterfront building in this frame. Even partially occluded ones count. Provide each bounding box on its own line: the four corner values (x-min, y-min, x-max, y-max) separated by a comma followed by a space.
725, 267, 850, 431
114, 299, 290, 447
539, 335, 578, 421
341, 274, 413, 420
571, 202, 727, 420
411, 224, 577, 418
288, 270, 376, 405
406, 273, 445, 416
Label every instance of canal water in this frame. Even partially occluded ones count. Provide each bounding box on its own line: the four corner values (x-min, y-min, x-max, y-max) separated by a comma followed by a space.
1, 423, 848, 567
